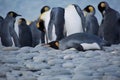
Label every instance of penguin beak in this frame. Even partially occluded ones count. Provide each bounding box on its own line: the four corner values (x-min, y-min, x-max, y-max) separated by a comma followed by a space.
17, 14, 22, 16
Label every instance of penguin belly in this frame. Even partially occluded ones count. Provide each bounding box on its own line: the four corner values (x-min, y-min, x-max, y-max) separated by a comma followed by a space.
65, 5, 83, 36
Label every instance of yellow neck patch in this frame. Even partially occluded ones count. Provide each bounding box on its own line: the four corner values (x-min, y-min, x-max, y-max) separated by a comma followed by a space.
101, 3, 106, 8
89, 6, 93, 12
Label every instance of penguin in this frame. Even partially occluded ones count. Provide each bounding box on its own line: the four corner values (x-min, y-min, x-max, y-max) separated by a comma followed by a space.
38, 7, 65, 43
65, 4, 86, 36
0, 16, 4, 34
98, 1, 120, 44
0, 16, 4, 43
83, 5, 99, 36
18, 18, 32, 47
1, 11, 21, 47
47, 33, 110, 51
37, 6, 51, 44
28, 20, 42, 47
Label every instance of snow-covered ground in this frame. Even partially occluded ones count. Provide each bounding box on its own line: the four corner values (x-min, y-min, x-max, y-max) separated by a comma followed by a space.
0, 44, 120, 80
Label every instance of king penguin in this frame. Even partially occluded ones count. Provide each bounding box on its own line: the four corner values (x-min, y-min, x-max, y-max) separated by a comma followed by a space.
38, 7, 65, 43
65, 4, 85, 36
47, 33, 110, 51
37, 6, 50, 44
0, 16, 4, 35
83, 5, 99, 36
28, 20, 42, 47
1, 11, 21, 47
18, 18, 32, 47
98, 1, 120, 44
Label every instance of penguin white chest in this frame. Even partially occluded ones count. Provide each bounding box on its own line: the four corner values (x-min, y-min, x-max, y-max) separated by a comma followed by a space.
65, 5, 83, 36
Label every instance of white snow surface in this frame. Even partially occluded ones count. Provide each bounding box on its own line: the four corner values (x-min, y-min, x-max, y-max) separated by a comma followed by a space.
0, 44, 120, 80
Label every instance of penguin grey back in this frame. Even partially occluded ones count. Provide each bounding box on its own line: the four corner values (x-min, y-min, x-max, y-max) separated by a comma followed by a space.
83, 5, 99, 35
29, 21, 41, 47
59, 33, 108, 50
48, 7, 65, 41
18, 18, 32, 47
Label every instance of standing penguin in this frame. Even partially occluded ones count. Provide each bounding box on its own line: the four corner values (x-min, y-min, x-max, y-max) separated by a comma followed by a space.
38, 7, 65, 43
98, 1, 120, 44
37, 6, 50, 44
47, 33, 110, 51
28, 20, 42, 47
83, 5, 99, 36
65, 4, 85, 36
18, 18, 32, 47
1, 11, 21, 47
0, 16, 4, 35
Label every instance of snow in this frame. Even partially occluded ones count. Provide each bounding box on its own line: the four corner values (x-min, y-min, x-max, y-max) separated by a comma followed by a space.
0, 44, 120, 80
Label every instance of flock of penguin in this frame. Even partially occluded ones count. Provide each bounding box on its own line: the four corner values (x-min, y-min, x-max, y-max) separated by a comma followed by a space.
0, 1, 120, 51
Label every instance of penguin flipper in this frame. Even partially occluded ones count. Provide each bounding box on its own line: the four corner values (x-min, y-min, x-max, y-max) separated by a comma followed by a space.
74, 4, 86, 32
72, 43, 84, 51
48, 11, 54, 41
10, 29, 20, 47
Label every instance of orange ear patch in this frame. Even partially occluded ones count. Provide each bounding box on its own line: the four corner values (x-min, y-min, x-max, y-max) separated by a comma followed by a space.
101, 3, 106, 8
44, 7, 49, 11
89, 6, 93, 12
55, 42, 59, 47
10, 13, 13, 17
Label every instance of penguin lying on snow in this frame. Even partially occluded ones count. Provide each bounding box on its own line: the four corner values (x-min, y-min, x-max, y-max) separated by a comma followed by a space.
98, 1, 120, 44
1, 11, 21, 47
46, 33, 110, 51
65, 4, 86, 36
37, 7, 65, 43
83, 5, 99, 36
18, 18, 32, 47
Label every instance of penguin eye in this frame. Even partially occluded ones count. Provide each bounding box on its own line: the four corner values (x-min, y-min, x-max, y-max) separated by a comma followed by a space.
10, 13, 14, 17
89, 6, 93, 12
101, 3, 106, 8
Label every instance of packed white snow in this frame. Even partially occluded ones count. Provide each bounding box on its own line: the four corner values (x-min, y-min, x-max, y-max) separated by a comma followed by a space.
0, 44, 120, 80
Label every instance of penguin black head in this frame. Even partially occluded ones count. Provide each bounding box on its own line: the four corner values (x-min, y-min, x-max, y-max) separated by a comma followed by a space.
41, 6, 50, 14
37, 20, 45, 32
84, 5, 95, 13
83, 5, 95, 16
0, 16, 4, 21
18, 18, 26, 25
47, 41, 59, 49
7, 11, 21, 18
98, 1, 109, 14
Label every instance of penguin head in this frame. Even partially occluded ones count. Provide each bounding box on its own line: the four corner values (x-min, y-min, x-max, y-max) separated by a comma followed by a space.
41, 6, 50, 14
0, 16, 4, 21
47, 41, 59, 49
98, 1, 109, 15
7, 11, 21, 18
83, 5, 95, 16
18, 18, 26, 25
